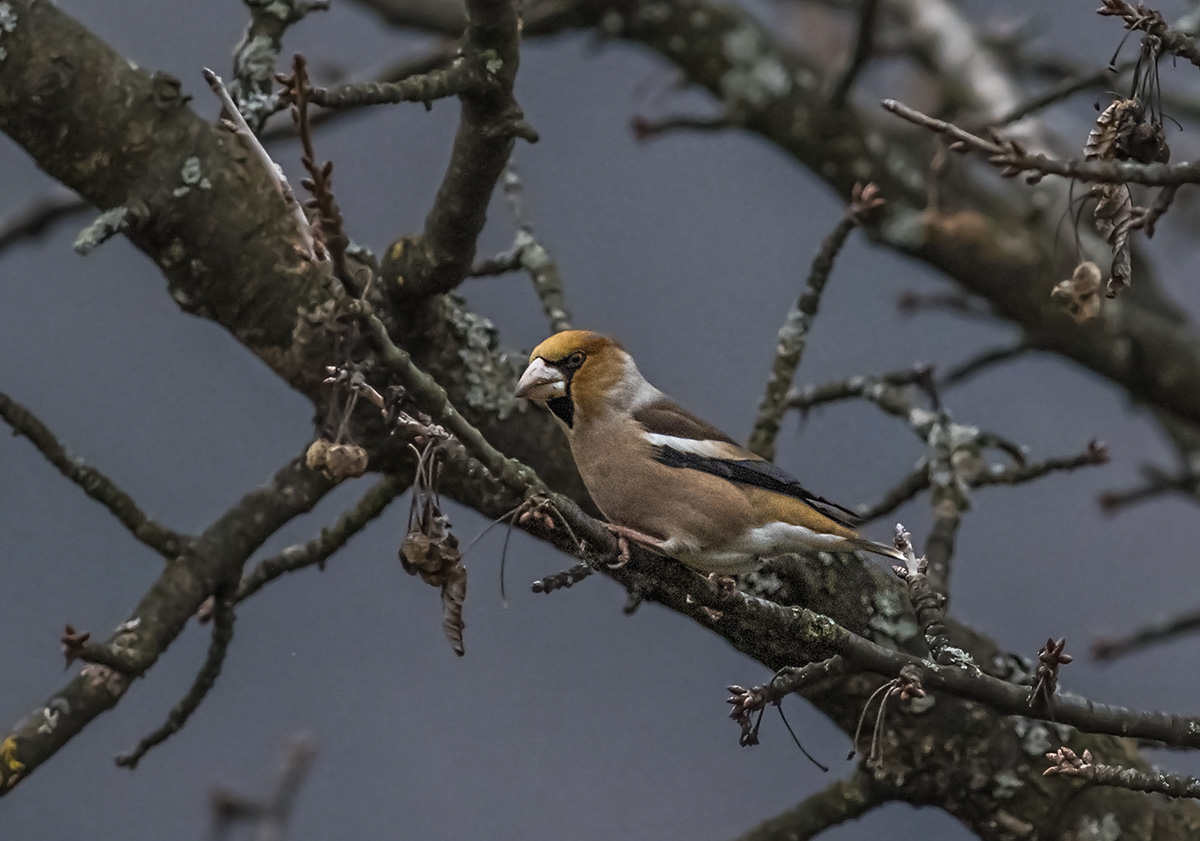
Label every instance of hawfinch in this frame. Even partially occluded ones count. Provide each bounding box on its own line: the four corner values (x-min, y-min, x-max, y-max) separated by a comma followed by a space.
515, 330, 906, 573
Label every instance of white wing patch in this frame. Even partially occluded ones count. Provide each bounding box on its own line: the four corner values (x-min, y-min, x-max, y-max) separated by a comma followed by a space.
643, 432, 744, 459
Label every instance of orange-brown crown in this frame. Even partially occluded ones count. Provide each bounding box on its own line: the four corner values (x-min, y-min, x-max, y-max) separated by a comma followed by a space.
528, 330, 622, 363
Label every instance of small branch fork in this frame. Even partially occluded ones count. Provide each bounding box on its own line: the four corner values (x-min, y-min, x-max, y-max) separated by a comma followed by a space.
229, 0, 329, 132
0, 459, 335, 796
115, 585, 237, 769
749, 182, 884, 461
1045, 746, 1200, 800
339, 0, 538, 302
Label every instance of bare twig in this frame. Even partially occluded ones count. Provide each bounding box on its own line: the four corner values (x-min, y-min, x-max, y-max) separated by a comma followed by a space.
939, 341, 1029, 389
116, 586, 237, 768
1045, 745, 1200, 799
991, 61, 1132, 128
856, 466, 931, 522
1093, 606, 1200, 661
883, 98, 1200, 186
784, 367, 932, 416
890, 526, 954, 664
0, 391, 188, 559
749, 183, 884, 460
236, 472, 410, 602
829, 0, 880, 107
282, 55, 357, 291
727, 657, 850, 746
500, 163, 572, 333
631, 112, 736, 140
0, 192, 89, 253
974, 440, 1109, 487
531, 561, 595, 594
1099, 464, 1198, 513
306, 59, 473, 108
203, 68, 317, 259
1131, 185, 1178, 238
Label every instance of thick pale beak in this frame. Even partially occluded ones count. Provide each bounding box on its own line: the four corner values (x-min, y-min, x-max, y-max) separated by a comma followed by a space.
515, 358, 567, 401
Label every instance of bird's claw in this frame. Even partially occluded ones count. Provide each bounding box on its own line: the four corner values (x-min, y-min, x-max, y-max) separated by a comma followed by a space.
607, 535, 631, 568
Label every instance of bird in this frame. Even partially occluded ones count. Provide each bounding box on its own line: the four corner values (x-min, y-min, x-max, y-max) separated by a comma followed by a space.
514, 329, 907, 574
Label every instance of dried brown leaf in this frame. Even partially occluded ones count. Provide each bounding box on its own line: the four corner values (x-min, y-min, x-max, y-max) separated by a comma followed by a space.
441, 563, 467, 656
1092, 184, 1134, 297
1086, 99, 1138, 162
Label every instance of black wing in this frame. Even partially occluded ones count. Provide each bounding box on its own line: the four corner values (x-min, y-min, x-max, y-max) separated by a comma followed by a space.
650, 446, 862, 529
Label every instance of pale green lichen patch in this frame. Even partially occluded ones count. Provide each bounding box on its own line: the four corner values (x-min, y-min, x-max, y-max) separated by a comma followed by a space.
991, 769, 1022, 799
1013, 719, 1052, 757
446, 300, 524, 419
0, 1, 17, 63
180, 156, 203, 185
1076, 814, 1120, 841
719, 23, 791, 112
868, 587, 919, 643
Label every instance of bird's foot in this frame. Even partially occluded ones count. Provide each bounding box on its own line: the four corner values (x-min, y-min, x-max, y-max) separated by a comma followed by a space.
602, 523, 664, 567
608, 535, 631, 568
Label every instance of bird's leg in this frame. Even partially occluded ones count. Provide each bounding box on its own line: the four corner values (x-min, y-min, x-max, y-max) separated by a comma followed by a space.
602, 523, 668, 568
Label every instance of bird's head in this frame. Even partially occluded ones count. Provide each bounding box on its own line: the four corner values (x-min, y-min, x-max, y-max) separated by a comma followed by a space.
516, 330, 652, 428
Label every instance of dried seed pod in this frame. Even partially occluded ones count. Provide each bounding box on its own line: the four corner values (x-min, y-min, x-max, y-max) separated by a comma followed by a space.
1051, 262, 1102, 322
399, 438, 468, 655
322, 442, 369, 481
305, 437, 333, 472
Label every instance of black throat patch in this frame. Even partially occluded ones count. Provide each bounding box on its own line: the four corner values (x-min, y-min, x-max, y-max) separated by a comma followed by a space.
547, 395, 574, 428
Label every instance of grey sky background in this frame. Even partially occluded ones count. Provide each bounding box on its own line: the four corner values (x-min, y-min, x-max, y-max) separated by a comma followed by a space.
3, 1, 1200, 839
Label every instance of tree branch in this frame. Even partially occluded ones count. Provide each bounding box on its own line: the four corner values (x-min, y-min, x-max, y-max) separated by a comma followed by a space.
115, 584, 238, 769
0, 457, 334, 796
0, 390, 189, 559
381, 0, 535, 301
236, 471, 411, 602
729, 770, 885, 841
748, 183, 882, 460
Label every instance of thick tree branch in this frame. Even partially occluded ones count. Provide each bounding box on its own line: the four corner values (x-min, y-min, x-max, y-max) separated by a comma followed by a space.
380, 0, 534, 302
0, 458, 334, 795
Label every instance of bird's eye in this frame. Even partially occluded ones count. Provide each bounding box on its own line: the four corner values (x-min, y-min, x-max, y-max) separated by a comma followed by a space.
565, 351, 586, 368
